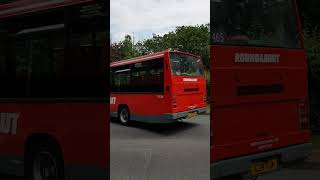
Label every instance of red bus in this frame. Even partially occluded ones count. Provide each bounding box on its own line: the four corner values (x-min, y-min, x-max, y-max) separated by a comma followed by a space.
210, 0, 311, 179
110, 50, 207, 125
0, 0, 109, 180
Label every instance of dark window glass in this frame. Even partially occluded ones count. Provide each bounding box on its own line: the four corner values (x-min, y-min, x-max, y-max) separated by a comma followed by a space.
111, 65, 131, 92
170, 53, 204, 77
0, 0, 17, 5
148, 59, 164, 91
131, 59, 164, 93
211, 0, 300, 48
131, 61, 148, 92
111, 58, 164, 93
0, 1, 107, 100
0, 23, 30, 98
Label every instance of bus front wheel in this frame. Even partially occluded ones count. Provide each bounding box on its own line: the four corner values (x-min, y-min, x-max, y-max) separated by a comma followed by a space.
26, 140, 64, 180
119, 106, 130, 125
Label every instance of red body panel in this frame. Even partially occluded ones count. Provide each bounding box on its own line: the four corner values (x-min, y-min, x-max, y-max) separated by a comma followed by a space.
0, 103, 109, 168
111, 94, 169, 115
171, 76, 207, 113
211, 45, 310, 162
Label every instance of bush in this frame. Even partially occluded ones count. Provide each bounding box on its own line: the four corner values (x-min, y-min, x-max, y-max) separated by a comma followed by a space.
304, 27, 320, 133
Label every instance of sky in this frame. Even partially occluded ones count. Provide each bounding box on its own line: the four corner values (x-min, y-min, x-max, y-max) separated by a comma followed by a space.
111, 0, 210, 42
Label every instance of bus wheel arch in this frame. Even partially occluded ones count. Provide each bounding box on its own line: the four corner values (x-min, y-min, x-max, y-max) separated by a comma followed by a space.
118, 104, 130, 125
24, 133, 65, 180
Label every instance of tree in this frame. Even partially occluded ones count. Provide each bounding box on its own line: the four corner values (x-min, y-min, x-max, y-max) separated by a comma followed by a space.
111, 24, 210, 70
110, 35, 140, 62
132, 24, 210, 69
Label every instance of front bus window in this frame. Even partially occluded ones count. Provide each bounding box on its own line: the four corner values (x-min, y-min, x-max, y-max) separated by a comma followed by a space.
170, 53, 204, 77
211, 0, 301, 48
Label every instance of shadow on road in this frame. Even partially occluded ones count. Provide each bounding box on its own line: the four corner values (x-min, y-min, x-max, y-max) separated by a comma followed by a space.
286, 160, 320, 170
111, 117, 202, 136
285, 141, 320, 171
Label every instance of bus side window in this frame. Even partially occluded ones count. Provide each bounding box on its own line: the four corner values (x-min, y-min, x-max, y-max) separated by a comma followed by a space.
132, 58, 164, 93
112, 65, 130, 93
0, 3, 107, 100
0, 32, 10, 97
110, 70, 114, 92
1, 25, 36, 98
131, 62, 147, 92
147, 58, 164, 92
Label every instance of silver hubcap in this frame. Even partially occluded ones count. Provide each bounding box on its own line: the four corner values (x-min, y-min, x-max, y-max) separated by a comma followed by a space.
120, 109, 129, 123
33, 151, 58, 180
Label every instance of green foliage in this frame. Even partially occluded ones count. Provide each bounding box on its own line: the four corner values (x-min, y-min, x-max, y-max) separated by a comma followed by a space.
299, 0, 320, 29
304, 27, 320, 82
111, 24, 210, 69
297, 0, 320, 132
304, 28, 320, 109
302, 12, 320, 133
111, 35, 139, 62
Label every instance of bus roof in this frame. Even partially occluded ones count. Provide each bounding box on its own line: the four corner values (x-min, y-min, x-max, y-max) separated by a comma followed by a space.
0, 0, 94, 19
110, 50, 200, 67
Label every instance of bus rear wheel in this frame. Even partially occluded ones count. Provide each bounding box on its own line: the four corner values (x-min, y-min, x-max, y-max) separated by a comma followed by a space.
26, 140, 64, 180
119, 106, 130, 125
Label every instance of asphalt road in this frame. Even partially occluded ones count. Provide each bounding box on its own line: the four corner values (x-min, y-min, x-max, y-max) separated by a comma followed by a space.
110, 114, 210, 180
259, 153, 320, 180
260, 168, 320, 180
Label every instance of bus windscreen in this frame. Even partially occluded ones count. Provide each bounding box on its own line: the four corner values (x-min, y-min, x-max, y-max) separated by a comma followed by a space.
170, 53, 204, 77
211, 0, 301, 48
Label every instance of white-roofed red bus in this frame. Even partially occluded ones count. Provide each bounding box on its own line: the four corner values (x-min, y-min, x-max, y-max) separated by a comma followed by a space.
110, 50, 207, 125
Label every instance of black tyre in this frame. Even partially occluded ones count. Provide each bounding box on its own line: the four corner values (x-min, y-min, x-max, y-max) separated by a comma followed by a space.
118, 106, 130, 125
25, 140, 64, 180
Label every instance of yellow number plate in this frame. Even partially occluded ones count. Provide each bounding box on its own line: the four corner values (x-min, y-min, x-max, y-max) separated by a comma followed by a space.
251, 159, 278, 176
187, 111, 198, 119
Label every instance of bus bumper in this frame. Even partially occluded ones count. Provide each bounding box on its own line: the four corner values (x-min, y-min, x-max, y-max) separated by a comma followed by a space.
211, 143, 312, 179
65, 165, 109, 180
169, 107, 207, 120
131, 107, 207, 123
